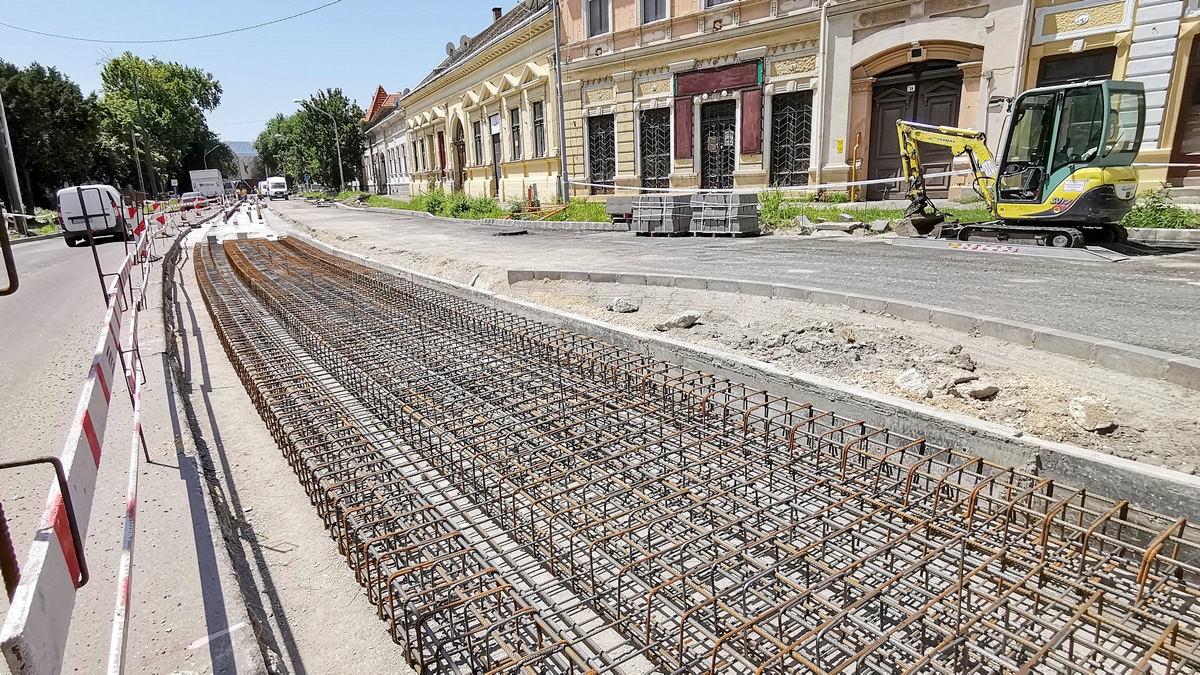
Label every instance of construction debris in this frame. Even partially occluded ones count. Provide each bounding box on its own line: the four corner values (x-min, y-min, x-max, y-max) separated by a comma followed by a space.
1070, 395, 1119, 432
606, 297, 639, 313
654, 311, 700, 331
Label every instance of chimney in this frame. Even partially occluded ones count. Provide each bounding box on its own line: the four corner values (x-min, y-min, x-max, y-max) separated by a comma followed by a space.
492, 6, 503, 22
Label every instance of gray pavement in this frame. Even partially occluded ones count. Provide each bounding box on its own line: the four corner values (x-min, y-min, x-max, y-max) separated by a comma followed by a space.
1, 218, 262, 674
272, 201, 1200, 358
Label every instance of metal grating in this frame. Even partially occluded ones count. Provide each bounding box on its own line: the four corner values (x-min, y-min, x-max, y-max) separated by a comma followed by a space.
639, 109, 671, 191
770, 92, 813, 187
588, 114, 616, 195
197, 237, 1200, 674
701, 101, 737, 190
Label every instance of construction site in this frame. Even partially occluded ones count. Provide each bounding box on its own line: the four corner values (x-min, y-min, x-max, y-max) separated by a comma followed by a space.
186, 217, 1200, 673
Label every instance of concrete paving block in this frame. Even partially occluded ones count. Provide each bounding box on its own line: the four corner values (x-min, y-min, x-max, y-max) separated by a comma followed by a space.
508, 270, 535, 283
533, 270, 561, 281
674, 276, 708, 290
616, 273, 648, 286
807, 289, 850, 307
844, 294, 890, 313
588, 272, 618, 283
978, 318, 1038, 347
929, 308, 982, 334
1031, 328, 1101, 360
1093, 341, 1171, 379
739, 281, 775, 298
559, 271, 591, 282
771, 284, 810, 301
884, 301, 933, 323
644, 274, 676, 287
1166, 357, 1200, 391
707, 279, 742, 294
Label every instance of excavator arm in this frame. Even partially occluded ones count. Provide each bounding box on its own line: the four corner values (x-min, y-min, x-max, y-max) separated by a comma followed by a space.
895, 121, 999, 232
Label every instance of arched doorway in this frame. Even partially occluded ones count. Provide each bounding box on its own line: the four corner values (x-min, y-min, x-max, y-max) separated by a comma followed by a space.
452, 120, 467, 192
867, 60, 963, 200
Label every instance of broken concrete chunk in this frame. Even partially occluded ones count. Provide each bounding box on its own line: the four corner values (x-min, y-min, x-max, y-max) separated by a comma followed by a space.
815, 221, 863, 233
869, 220, 889, 232
838, 213, 855, 222
954, 382, 1000, 400
895, 368, 933, 399
928, 351, 976, 372
1068, 396, 1118, 432
793, 215, 814, 230
655, 311, 701, 331
606, 297, 639, 313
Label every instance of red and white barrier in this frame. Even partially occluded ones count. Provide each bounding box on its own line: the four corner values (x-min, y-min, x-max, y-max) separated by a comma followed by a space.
1, 210, 174, 674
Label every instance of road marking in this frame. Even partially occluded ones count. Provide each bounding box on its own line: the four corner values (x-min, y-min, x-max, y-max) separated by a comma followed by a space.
786, 269, 818, 274
187, 621, 247, 651
1006, 279, 1044, 284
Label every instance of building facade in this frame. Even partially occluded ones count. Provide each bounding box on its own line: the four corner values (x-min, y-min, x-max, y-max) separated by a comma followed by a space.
403, 5, 564, 202
558, 0, 1200, 198
362, 86, 413, 198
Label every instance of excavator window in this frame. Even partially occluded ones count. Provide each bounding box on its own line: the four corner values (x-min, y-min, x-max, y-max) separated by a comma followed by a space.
998, 92, 1055, 202
1104, 91, 1143, 157
1051, 88, 1105, 172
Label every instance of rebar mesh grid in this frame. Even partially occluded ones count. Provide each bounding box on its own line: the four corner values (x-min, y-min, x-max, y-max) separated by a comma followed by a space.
198, 236, 1200, 674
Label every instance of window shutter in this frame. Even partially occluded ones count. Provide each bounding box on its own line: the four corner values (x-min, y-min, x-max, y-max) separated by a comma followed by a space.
741, 88, 763, 155
674, 97, 693, 159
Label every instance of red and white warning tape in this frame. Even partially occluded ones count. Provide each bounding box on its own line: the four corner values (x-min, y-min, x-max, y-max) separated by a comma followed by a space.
0, 209, 178, 674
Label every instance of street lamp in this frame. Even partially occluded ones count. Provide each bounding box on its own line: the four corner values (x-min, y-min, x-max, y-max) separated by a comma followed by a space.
130, 130, 146, 194
203, 143, 222, 169
294, 98, 344, 192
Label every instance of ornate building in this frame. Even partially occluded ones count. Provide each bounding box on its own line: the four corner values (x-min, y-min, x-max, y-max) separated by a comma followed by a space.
402, 4, 564, 202
361, 86, 412, 198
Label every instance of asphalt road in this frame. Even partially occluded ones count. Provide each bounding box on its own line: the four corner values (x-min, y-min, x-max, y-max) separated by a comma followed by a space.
0, 234, 130, 614
274, 201, 1200, 359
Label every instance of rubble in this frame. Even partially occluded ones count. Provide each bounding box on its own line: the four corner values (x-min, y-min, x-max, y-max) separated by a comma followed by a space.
655, 311, 701, 331
895, 368, 934, 398
1069, 396, 1118, 433
953, 382, 1000, 400
606, 297, 639, 313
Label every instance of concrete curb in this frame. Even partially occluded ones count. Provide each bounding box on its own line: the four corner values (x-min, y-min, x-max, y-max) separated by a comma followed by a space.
10, 232, 62, 245
328, 201, 627, 232
273, 231, 1200, 520
507, 269, 1200, 393
1126, 227, 1200, 245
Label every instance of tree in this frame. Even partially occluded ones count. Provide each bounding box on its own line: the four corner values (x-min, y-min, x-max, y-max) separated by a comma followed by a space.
98, 53, 226, 194
0, 60, 101, 208
257, 88, 364, 190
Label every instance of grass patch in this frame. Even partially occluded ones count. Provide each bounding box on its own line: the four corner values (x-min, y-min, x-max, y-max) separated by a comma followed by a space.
1121, 188, 1200, 229
541, 200, 608, 222
760, 189, 997, 231
352, 188, 505, 220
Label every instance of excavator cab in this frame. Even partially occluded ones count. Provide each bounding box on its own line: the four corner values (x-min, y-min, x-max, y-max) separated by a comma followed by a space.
994, 80, 1144, 233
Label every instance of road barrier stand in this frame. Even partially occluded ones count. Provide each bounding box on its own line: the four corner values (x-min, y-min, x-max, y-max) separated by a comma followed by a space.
0, 200, 197, 675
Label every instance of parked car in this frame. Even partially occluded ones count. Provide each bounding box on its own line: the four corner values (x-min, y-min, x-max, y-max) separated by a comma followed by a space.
56, 185, 130, 247
180, 192, 208, 210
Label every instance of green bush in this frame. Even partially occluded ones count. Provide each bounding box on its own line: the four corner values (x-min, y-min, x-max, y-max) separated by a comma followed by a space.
819, 191, 850, 204
1121, 187, 1200, 229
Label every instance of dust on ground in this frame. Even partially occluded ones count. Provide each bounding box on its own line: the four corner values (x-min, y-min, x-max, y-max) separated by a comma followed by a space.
287, 218, 1200, 475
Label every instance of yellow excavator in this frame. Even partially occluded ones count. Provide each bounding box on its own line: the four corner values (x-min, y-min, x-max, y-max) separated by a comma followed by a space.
897, 79, 1145, 247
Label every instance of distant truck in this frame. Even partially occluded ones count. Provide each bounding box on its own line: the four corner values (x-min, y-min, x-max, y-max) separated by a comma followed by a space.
257, 180, 269, 198
267, 176, 288, 200
189, 169, 224, 199
56, 185, 129, 247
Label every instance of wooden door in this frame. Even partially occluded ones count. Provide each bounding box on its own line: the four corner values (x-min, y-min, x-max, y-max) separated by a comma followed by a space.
867, 64, 963, 200
1170, 42, 1200, 185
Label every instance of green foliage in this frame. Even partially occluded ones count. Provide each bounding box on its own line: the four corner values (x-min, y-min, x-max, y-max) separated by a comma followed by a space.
757, 190, 995, 231
1121, 187, 1200, 229
423, 186, 447, 215
543, 199, 608, 222
351, 190, 503, 220
819, 191, 850, 203
256, 88, 366, 190
0, 60, 102, 208
98, 53, 227, 194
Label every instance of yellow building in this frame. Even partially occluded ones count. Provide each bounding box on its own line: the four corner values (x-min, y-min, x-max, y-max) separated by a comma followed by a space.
403, 5, 564, 203
557, 0, 1199, 198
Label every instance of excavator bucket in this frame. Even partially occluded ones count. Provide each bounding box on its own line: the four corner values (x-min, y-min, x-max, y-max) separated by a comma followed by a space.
895, 197, 945, 237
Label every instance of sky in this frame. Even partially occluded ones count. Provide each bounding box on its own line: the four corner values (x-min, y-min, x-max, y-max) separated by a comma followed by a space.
0, 0, 527, 143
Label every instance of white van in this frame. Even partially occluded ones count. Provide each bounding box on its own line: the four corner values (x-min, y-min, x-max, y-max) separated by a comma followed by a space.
257, 181, 269, 198
267, 176, 288, 200
56, 185, 129, 247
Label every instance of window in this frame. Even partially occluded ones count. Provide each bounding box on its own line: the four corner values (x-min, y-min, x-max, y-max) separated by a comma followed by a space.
420, 138, 428, 172
401, 145, 408, 175
705, 0, 734, 6
1052, 88, 1104, 174
587, 0, 611, 37
532, 102, 546, 158
510, 108, 522, 160
413, 142, 419, 171
642, 0, 666, 22
770, 92, 814, 186
473, 121, 483, 165
1105, 91, 1144, 157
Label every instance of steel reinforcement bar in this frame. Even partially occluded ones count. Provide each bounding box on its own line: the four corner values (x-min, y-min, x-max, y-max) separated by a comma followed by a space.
194, 242, 628, 674
201, 236, 1200, 674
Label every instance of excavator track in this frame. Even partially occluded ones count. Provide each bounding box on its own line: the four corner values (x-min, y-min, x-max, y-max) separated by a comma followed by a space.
953, 222, 1085, 248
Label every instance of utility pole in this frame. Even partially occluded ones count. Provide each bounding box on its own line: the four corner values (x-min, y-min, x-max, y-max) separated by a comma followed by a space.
132, 68, 158, 196
0, 89, 29, 236
551, 0, 570, 204
130, 129, 146, 194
